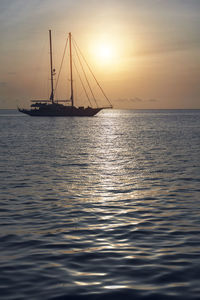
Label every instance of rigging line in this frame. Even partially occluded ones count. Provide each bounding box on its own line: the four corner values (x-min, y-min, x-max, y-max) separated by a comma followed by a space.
73, 60, 93, 107
72, 38, 113, 108
72, 38, 98, 108
54, 37, 69, 94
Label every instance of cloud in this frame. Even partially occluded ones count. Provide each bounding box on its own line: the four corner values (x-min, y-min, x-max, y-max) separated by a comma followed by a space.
130, 97, 159, 102
149, 98, 158, 102
136, 40, 200, 57
0, 82, 7, 87
130, 97, 143, 102
115, 97, 159, 103
7, 72, 17, 76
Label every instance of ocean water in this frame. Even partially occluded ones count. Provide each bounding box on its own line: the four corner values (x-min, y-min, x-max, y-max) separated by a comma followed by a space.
0, 109, 200, 300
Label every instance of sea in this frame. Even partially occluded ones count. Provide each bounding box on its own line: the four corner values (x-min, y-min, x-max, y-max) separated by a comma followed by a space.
0, 109, 200, 300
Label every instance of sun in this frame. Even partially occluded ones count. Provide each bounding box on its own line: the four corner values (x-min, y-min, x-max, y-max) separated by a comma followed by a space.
89, 38, 118, 66
97, 44, 114, 61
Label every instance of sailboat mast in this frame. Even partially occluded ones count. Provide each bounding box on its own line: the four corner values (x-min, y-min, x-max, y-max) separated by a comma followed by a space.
69, 32, 74, 107
49, 30, 54, 104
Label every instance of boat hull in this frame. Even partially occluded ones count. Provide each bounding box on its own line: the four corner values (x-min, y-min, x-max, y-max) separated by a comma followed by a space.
18, 105, 103, 117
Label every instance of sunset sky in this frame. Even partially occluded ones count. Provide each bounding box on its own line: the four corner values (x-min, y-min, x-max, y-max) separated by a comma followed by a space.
0, 0, 199, 109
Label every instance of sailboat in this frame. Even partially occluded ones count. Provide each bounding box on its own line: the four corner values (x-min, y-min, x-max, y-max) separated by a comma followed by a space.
18, 30, 112, 117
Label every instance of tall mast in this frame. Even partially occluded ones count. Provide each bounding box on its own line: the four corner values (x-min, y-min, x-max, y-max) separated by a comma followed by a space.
69, 32, 74, 107
49, 30, 54, 103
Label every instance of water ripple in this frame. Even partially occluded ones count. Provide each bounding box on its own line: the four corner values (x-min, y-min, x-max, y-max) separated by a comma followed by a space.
0, 109, 200, 299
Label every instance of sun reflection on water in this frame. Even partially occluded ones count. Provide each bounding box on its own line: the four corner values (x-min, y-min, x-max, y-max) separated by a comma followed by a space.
1, 110, 200, 299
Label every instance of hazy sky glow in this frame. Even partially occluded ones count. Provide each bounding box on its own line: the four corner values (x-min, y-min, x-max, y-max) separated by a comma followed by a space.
0, 0, 199, 109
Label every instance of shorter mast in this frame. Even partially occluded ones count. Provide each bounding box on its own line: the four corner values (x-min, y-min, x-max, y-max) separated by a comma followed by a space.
49, 30, 54, 104
69, 32, 74, 107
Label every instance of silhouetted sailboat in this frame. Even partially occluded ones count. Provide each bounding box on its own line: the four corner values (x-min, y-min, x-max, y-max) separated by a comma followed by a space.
18, 30, 112, 117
